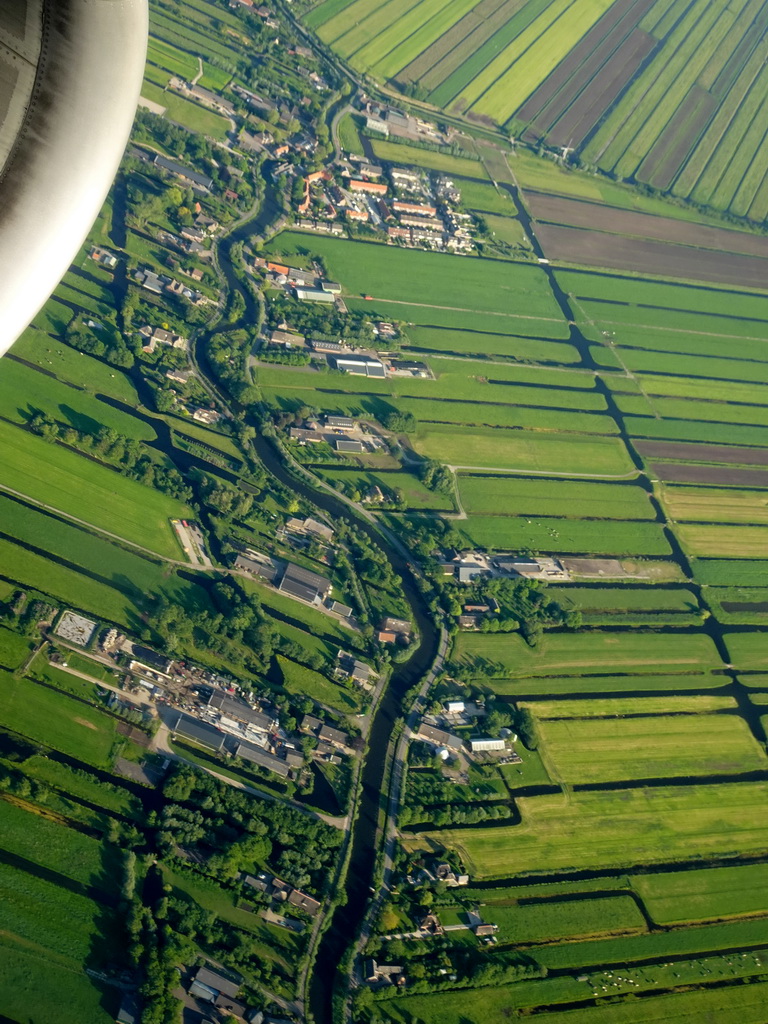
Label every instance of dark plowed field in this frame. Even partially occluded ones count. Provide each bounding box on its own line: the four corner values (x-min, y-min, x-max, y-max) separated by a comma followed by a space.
636, 441, 768, 466
535, 223, 768, 289
649, 462, 768, 487
526, 194, 768, 258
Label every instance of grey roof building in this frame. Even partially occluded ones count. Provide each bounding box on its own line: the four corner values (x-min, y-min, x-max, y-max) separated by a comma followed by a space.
154, 154, 213, 190
234, 742, 291, 778
280, 563, 332, 604
169, 712, 225, 751
207, 692, 275, 732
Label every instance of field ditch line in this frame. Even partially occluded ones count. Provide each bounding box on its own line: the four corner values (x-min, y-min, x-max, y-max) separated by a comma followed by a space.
445, 463, 640, 479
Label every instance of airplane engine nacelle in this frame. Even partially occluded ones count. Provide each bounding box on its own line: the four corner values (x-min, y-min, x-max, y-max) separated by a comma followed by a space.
0, 0, 148, 357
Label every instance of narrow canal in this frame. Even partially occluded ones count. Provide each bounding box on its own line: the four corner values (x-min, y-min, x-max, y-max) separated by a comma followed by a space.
194, 191, 441, 1023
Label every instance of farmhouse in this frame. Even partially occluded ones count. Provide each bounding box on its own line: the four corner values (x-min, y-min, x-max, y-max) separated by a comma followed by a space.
365, 116, 389, 136
470, 737, 506, 753
326, 415, 356, 430
234, 553, 281, 582
377, 630, 397, 643
269, 329, 305, 347
381, 616, 411, 635
279, 563, 332, 604
285, 515, 334, 542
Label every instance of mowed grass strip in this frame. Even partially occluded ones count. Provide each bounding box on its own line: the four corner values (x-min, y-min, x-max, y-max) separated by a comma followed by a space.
433, 781, 768, 876
536, 714, 766, 783
549, 586, 700, 613
520, 694, 735, 716
635, 862, 768, 924
493, 673, 726, 695
661, 486, 768, 524
412, 426, 634, 474
454, 631, 720, 676
458, 475, 653, 518
402, 325, 579, 363
0, 419, 189, 558
264, 232, 559, 318
483, 895, 646, 943
677, 523, 768, 557
0, 670, 117, 766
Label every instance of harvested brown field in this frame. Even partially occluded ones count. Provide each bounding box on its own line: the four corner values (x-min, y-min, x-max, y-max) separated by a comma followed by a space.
517, 0, 653, 127
547, 30, 657, 148
649, 462, 768, 487
636, 441, 768, 466
535, 223, 768, 289
526, 194, 768, 257
636, 87, 716, 192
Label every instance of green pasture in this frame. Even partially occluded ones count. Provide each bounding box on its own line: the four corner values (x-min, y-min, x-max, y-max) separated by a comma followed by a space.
0, 494, 203, 617
708, 587, 768, 624
636, 861, 768, 924
263, 232, 561, 318
141, 82, 230, 139
694, 560, 768, 587
277, 656, 361, 713
724, 632, 768, 670
457, 474, 652, 518
0, 627, 34, 670
411, 425, 634, 474
458, 515, 670, 555
433, 780, 768, 876
378, 964, 768, 1024
536, 713, 765, 784
491, 673, 727, 696
10, 328, 139, 404
0, 418, 190, 558
0, 859, 118, 966
0, 799, 119, 890
0, 670, 117, 766
534, 916, 768, 971
454, 630, 721, 676
0, 357, 152, 439
459, 179, 516, 214
550, 586, 700, 613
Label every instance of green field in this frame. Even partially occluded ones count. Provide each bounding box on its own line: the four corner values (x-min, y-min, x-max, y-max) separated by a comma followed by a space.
432, 780, 768, 876
536, 713, 766, 783
454, 631, 721, 676
0, 670, 118, 766
635, 862, 768, 924
482, 894, 646, 943
0, 418, 189, 558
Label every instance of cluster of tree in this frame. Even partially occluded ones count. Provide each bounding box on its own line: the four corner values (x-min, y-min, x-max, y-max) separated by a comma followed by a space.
160, 765, 343, 893
66, 315, 135, 368
483, 576, 581, 645
148, 581, 277, 671
202, 478, 254, 519
208, 328, 260, 404
383, 410, 416, 434
399, 801, 512, 828
265, 293, 374, 342
419, 459, 454, 494
259, 347, 310, 366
